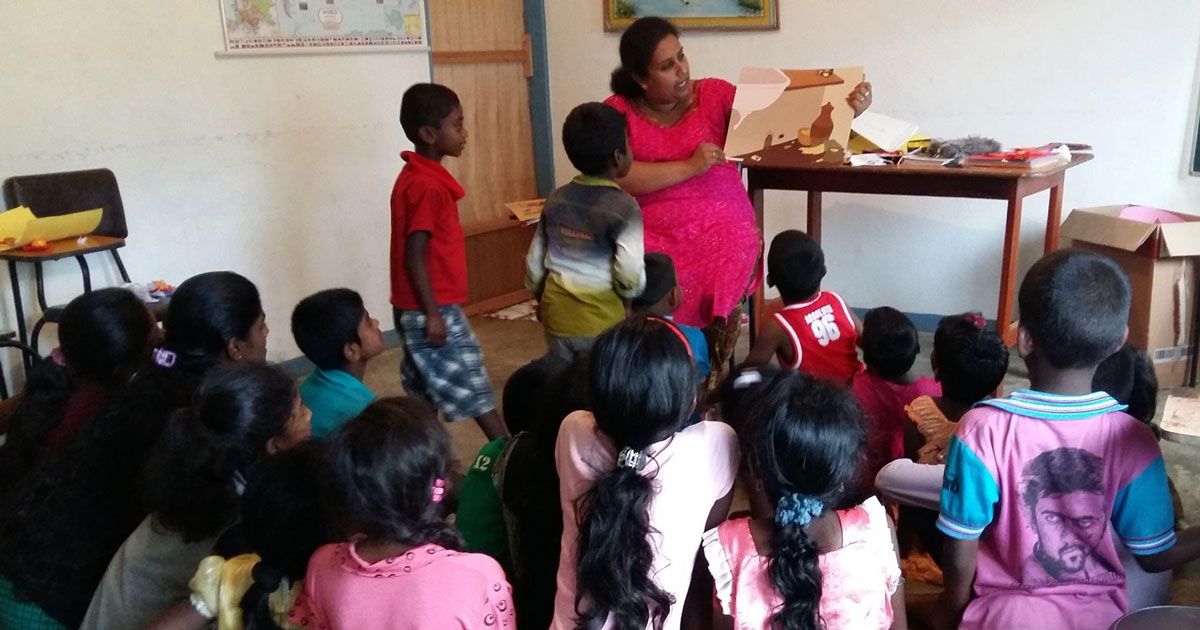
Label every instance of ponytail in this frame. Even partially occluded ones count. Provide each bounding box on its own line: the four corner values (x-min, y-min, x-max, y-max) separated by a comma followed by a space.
610, 66, 643, 100
742, 373, 866, 630
574, 318, 694, 629
241, 563, 287, 630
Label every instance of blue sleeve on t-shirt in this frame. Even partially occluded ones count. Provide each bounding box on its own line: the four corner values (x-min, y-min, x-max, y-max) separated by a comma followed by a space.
678, 324, 710, 380
937, 436, 1000, 540
1112, 455, 1177, 555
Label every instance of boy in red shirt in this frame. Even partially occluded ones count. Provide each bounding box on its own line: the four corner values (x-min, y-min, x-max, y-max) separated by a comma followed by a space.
742, 230, 863, 385
391, 83, 508, 440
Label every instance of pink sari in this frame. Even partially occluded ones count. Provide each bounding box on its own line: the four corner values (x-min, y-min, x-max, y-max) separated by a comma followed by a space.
605, 78, 761, 328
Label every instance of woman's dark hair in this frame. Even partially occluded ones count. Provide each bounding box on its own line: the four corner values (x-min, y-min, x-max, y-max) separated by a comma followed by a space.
0, 288, 155, 492
743, 372, 865, 630
328, 397, 461, 549
165, 271, 263, 372
0, 272, 267, 627
610, 17, 679, 100
574, 317, 695, 630
1093, 343, 1158, 426
933, 313, 1009, 404
145, 363, 297, 542
860, 306, 920, 380
239, 441, 333, 630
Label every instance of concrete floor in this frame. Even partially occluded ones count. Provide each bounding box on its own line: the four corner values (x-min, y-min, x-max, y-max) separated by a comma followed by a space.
359, 315, 1200, 608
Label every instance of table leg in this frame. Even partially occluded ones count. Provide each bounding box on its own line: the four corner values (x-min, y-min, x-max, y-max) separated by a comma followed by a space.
7, 262, 28, 370
807, 191, 823, 242
751, 186, 766, 343
997, 195, 1024, 347
1045, 183, 1063, 255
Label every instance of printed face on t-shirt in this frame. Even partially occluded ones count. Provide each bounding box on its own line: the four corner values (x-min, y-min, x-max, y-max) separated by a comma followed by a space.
1030, 490, 1108, 576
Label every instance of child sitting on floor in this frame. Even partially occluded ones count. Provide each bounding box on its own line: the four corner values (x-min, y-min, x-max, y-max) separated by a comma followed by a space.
290, 397, 514, 629
935, 249, 1200, 630
743, 230, 862, 385
703, 371, 905, 630
0, 287, 157, 494
391, 83, 508, 439
456, 355, 569, 574
551, 318, 738, 630
146, 442, 333, 630
292, 288, 386, 438
525, 101, 645, 361
631, 253, 710, 384
853, 306, 941, 489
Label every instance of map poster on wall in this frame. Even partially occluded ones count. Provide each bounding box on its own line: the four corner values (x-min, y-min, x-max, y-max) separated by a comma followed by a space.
219, 0, 426, 54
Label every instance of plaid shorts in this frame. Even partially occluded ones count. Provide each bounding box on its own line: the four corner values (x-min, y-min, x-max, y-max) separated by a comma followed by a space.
395, 305, 496, 422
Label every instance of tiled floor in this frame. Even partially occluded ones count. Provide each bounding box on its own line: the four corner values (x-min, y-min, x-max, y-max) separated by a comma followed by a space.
359, 316, 1200, 609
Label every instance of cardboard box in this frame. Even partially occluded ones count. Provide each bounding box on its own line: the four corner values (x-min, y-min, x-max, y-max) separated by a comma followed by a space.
1061, 205, 1200, 388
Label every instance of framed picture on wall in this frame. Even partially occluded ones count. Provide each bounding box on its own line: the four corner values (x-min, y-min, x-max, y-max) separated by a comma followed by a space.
604, 0, 779, 32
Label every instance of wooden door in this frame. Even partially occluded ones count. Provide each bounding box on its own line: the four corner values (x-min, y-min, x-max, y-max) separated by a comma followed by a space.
429, 0, 540, 311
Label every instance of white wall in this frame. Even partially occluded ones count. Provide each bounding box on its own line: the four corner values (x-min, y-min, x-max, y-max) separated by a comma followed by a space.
545, 0, 1200, 317
0, 1, 430, 363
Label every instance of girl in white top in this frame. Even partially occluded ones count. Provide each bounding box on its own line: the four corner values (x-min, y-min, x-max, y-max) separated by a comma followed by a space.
551, 317, 739, 630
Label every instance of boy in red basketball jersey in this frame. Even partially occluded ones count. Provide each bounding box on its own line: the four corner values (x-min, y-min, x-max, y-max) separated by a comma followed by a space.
742, 230, 863, 385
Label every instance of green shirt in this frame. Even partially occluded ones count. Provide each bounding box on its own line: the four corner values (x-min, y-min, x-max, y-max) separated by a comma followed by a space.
456, 437, 511, 571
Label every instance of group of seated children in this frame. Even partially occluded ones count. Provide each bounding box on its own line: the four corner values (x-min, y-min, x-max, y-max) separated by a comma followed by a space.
0, 77, 1197, 630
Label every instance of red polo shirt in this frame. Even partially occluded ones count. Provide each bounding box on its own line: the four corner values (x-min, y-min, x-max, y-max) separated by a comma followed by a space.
390, 151, 469, 310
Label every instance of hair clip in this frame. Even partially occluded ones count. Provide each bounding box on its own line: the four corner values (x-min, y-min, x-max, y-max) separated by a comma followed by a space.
776, 493, 825, 527
153, 348, 177, 368
431, 478, 446, 504
617, 447, 647, 471
49, 347, 67, 367
732, 370, 763, 390
965, 313, 987, 330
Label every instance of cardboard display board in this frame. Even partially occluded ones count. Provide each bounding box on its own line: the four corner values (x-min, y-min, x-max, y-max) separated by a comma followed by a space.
724, 67, 863, 167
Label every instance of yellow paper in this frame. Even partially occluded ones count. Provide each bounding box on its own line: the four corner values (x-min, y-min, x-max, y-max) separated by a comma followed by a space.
0, 207, 103, 251
0, 207, 36, 246
505, 199, 545, 225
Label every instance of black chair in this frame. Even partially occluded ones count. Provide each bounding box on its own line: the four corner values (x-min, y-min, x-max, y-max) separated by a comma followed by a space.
0, 337, 40, 399
1, 169, 135, 366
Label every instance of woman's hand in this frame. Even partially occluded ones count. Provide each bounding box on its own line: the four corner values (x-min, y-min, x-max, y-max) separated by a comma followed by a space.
688, 142, 726, 176
847, 80, 872, 118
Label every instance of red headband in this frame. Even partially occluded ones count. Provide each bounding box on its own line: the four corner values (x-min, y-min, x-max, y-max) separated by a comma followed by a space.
648, 317, 694, 360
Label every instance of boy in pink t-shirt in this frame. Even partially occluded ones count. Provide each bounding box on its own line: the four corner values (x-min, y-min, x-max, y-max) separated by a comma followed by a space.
852, 306, 940, 489
935, 250, 1200, 630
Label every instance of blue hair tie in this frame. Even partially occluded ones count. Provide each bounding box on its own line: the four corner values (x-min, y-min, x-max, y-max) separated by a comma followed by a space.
775, 493, 824, 527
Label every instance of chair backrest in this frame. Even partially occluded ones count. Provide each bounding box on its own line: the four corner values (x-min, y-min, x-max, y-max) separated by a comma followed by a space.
2, 168, 129, 239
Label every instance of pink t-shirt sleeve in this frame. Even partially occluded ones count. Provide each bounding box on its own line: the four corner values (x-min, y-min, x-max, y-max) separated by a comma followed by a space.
288, 546, 333, 630
477, 559, 517, 628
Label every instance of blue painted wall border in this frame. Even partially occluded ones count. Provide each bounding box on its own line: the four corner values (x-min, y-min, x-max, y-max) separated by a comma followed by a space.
524, 0, 556, 195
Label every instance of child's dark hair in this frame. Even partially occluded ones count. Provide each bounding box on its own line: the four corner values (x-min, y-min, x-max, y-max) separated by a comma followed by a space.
291, 288, 366, 371
238, 441, 332, 630
1018, 248, 1132, 369
743, 372, 865, 630
631, 253, 676, 313
611, 17, 680, 100
1093, 343, 1158, 426
503, 355, 569, 435
0, 272, 267, 627
328, 397, 461, 549
719, 364, 788, 435
575, 317, 696, 630
165, 271, 264, 372
933, 313, 1009, 404
0, 288, 155, 492
563, 102, 628, 177
399, 83, 461, 146
145, 363, 298, 542
768, 230, 825, 303
860, 307, 919, 380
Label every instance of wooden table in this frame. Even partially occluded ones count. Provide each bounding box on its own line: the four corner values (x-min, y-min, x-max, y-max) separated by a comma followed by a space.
0, 235, 127, 364
745, 154, 1093, 346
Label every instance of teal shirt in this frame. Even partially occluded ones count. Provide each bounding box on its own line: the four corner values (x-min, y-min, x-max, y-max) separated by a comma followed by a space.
299, 368, 377, 439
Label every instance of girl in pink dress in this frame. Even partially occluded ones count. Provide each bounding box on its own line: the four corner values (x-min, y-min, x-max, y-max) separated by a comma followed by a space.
704, 372, 906, 630
289, 397, 515, 630
604, 17, 873, 378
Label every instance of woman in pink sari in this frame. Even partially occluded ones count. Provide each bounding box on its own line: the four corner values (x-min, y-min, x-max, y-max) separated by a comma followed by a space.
605, 17, 871, 379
